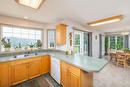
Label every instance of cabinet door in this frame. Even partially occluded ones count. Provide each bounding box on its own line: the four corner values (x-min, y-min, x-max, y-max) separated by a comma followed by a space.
70, 71, 80, 87
61, 62, 70, 87
29, 58, 41, 79
11, 63, 28, 85
0, 63, 10, 87
56, 24, 67, 45
41, 55, 50, 74
69, 64, 80, 87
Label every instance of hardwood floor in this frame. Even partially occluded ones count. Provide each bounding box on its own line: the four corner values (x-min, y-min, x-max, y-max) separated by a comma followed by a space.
12, 74, 62, 87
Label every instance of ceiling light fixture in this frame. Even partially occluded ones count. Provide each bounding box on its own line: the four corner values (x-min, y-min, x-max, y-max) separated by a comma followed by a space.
24, 16, 28, 19
15, 0, 44, 9
87, 15, 123, 26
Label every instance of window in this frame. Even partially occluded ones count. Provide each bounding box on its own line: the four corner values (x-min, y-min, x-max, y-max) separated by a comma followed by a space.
110, 36, 116, 49
109, 36, 124, 50
74, 33, 81, 53
1, 25, 42, 51
117, 36, 123, 50
47, 30, 56, 49
74, 30, 88, 54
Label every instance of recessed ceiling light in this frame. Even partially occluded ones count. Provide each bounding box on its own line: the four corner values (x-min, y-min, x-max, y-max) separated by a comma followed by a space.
87, 15, 123, 26
24, 16, 28, 19
15, 0, 44, 9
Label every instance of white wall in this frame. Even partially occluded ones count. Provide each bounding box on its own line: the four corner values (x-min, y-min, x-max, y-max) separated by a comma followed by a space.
92, 32, 100, 58
0, 15, 46, 29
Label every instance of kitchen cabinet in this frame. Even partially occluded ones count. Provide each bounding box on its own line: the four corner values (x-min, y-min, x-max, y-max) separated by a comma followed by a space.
10, 55, 50, 86
41, 55, 50, 74
0, 62, 10, 87
61, 62, 70, 87
29, 57, 41, 79
69, 65, 80, 87
56, 24, 67, 45
61, 61, 93, 87
11, 60, 29, 85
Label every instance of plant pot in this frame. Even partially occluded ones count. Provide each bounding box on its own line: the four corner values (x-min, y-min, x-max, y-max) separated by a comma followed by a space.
5, 48, 10, 52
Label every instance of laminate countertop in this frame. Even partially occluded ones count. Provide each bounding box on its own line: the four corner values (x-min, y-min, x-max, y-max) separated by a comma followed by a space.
0, 50, 108, 72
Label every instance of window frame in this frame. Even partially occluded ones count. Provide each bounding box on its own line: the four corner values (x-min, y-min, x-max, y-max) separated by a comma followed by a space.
108, 35, 124, 50
0, 24, 43, 52
74, 30, 89, 54
47, 29, 56, 49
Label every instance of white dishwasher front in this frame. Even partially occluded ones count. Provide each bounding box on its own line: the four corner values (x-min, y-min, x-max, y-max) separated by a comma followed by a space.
51, 57, 61, 84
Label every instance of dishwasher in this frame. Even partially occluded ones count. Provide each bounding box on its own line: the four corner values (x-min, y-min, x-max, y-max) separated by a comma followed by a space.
51, 57, 61, 84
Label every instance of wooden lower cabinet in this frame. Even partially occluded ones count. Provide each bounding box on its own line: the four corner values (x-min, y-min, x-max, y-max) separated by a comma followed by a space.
41, 55, 50, 74
0, 62, 10, 87
61, 62, 69, 87
70, 71, 80, 87
11, 63, 28, 85
9, 55, 50, 86
29, 57, 41, 79
61, 61, 93, 87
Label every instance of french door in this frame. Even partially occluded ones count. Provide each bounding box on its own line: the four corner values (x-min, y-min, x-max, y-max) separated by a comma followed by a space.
74, 30, 88, 54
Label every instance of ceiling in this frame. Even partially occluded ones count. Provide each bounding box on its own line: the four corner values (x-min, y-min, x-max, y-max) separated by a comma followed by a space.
0, 0, 130, 32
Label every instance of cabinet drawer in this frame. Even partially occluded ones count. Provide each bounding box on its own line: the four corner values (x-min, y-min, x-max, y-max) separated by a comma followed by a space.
61, 61, 80, 77
61, 61, 70, 68
11, 59, 30, 65
29, 57, 41, 62
69, 65, 80, 77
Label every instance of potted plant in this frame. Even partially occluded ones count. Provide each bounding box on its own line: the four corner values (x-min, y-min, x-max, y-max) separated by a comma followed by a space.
1, 37, 11, 51
36, 40, 42, 49
15, 43, 22, 51
123, 48, 130, 53
115, 43, 122, 50
28, 43, 35, 51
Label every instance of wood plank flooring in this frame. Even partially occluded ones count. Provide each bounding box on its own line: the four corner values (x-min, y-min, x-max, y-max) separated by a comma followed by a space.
12, 74, 62, 87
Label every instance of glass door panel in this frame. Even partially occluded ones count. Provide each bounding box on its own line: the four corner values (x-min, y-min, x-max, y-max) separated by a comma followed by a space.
74, 30, 89, 55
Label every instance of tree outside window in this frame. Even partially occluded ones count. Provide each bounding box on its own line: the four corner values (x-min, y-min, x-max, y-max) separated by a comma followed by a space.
110, 36, 116, 49
109, 36, 124, 50
74, 34, 80, 53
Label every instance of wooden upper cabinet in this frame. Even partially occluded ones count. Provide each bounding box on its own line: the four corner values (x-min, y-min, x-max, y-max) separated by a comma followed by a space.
28, 57, 41, 79
41, 55, 50, 74
56, 24, 67, 45
0, 62, 10, 87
